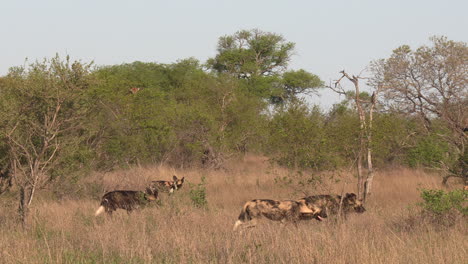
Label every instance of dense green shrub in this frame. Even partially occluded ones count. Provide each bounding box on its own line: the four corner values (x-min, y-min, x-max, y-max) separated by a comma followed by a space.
267, 102, 340, 170
407, 135, 452, 168
419, 189, 467, 216
188, 176, 208, 208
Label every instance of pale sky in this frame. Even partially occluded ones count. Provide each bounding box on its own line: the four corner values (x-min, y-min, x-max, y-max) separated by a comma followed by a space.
1, 0, 467, 109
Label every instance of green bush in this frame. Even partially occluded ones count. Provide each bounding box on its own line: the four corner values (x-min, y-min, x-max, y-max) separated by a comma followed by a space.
419, 189, 467, 216
188, 176, 208, 208
406, 133, 452, 168
267, 103, 339, 170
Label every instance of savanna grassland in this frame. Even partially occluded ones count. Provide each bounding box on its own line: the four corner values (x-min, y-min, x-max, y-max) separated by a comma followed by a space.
0, 156, 466, 264
0, 33, 466, 264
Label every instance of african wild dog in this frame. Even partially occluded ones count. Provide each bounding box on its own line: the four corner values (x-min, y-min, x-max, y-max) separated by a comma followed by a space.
95, 190, 158, 216
299, 193, 366, 221
233, 199, 318, 230
148, 175, 185, 194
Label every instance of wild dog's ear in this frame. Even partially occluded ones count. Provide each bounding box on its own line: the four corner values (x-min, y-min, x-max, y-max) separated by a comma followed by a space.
180, 177, 185, 183
173, 175, 178, 181
346, 193, 356, 199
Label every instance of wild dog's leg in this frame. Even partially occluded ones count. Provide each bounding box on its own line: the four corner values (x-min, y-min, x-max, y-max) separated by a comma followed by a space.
279, 218, 288, 228
245, 218, 258, 229
288, 219, 299, 228
233, 219, 244, 231
105, 207, 114, 217
124, 202, 137, 215
234, 218, 258, 230
282, 212, 300, 228
233, 218, 254, 230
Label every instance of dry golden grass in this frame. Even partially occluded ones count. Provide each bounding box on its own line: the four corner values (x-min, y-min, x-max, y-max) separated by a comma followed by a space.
0, 155, 466, 264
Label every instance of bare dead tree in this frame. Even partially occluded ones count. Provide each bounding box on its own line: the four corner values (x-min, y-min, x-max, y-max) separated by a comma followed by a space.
328, 70, 381, 202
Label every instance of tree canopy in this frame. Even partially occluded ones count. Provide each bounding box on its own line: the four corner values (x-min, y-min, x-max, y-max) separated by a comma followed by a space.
371, 36, 467, 150
207, 29, 323, 102
207, 29, 295, 78
371, 36, 467, 183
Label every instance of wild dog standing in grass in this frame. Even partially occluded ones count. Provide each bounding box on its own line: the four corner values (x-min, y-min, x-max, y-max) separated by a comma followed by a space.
148, 175, 185, 194
233, 199, 318, 230
299, 193, 366, 221
95, 189, 158, 216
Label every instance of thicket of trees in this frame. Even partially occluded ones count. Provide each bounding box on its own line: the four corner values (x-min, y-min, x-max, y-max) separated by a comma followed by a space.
0, 30, 466, 224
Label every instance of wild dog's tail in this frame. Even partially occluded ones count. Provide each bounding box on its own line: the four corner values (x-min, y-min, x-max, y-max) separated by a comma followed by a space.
95, 205, 105, 216
233, 202, 253, 230
95, 195, 111, 217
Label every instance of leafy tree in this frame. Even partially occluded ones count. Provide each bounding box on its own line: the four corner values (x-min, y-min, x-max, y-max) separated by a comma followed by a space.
165, 68, 266, 168
89, 61, 174, 168
0, 56, 94, 226
90, 59, 266, 169
418, 189, 467, 226
270, 69, 323, 103
324, 103, 361, 166
267, 102, 335, 170
407, 133, 452, 168
207, 29, 295, 78
371, 113, 418, 166
371, 36, 468, 183
419, 189, 467, 216
207, 29, 322, 101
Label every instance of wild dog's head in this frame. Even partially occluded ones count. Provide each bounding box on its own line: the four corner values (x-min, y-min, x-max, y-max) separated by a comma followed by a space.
171, 175, 185, 192
343, 193, 366, 213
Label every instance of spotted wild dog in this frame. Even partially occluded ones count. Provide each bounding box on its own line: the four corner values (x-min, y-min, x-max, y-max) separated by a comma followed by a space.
299, 193, 366, 221
148, 175, 185, 194
233, 199, 318, 230
95, 189, 158, 216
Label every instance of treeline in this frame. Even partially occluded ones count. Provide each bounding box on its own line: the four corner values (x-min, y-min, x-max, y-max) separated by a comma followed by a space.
0, 30, 466, 197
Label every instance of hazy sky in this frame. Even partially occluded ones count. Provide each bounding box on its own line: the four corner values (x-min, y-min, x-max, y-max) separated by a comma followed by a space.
1, 0, 467, 108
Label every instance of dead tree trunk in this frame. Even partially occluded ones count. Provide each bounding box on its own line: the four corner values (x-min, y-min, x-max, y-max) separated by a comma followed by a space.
354, 75, 366, 201
329, 71, 380, 203
363, 92, 378, 202
363, 146, 374, 202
